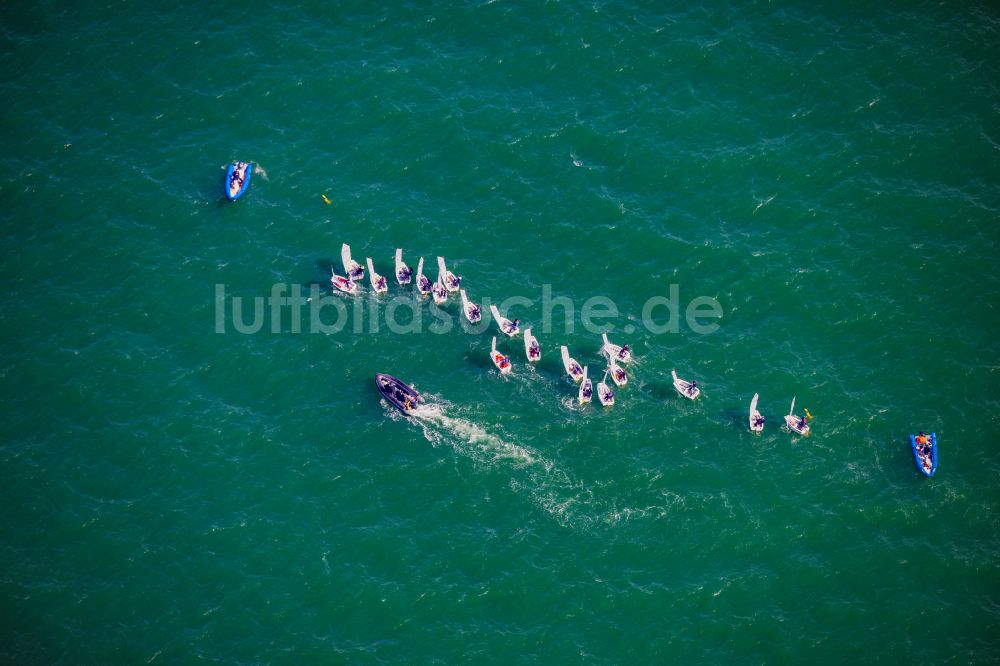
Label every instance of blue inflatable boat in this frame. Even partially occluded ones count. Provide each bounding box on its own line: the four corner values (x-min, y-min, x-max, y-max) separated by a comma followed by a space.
909, 432, 938, 477
225, 161, 252, 201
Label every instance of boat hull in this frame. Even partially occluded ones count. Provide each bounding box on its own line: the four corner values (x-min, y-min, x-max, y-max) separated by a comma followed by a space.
225, 162, 252, 201
910, 433, 938, 477
375, 373, 420, 414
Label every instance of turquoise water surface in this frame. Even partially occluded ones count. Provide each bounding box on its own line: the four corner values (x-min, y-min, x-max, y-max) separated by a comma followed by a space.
2, 1, 999, 663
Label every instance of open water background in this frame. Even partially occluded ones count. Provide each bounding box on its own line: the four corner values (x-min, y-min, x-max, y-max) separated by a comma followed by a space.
2, 1, 999, 662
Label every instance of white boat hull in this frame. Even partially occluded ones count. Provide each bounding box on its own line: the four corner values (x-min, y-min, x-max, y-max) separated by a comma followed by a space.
672, 370, 699, 399
749, 393, 764, 434
601, 333, 631, 364
560, 346, 583, 382
524, 328, 541, 362
367, 258, 388, 293
395, 248, 411, 285
490, 304, 518, 337
460, 289, 481, 323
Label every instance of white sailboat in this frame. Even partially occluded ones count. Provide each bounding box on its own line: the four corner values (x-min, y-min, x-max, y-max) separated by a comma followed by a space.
784, 396, 810, 436
600, 332, 631, 364
394, 248, 412, 285
460, 289, 481, 323
341, 243, 364, 281
524, 328, 541, 362
366, 258, 388, 293
415, 257, 431, 296
431, 277, 448, 305
672, 370, 699, 400
597, 371, 615, 406
437, 256, 460, 292
578, 366, 593, 404
490, 304, 519, 337
608, 357, 627, 387
749, 393, 764, 434
490, 336, 511, 375
560, 346, 584, 382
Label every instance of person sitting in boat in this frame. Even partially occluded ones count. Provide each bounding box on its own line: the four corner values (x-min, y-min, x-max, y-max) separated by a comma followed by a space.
469, 305, 481, 319
583, 385, 593, 398
376, 276, 386, 290
498, 356, 509, 369
618, 344, 630, 358
799, 415, 808, 429
571, 365, 582, 376
916, 432, 929, 448
614, 368, 625, 382
688, 380, 698, 395
399, 267, 412, 279
507, 318, 520, 334
753, 415, 765, 428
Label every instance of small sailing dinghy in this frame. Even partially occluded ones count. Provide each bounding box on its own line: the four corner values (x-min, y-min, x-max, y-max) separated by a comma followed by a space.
395, 249, 412, 285
490, 305, 519, 337
415, 257, 432, 296
909, 432, 938, 477
560, 346, 584, 382
225, 161, 252, 201
490, 336, 511, 375
437, 256, 461, 292
672, 370, 699, 399
524, 328, 541, 362
431, 277, 448, 305
367, 258, 388, 293
609, 358, 627, 387
341, 243, 364, 282
460, 289, 481, 323
749, 393, 765, 434
578, 366, 593, 404
597, 371, 615, 406
330, 268, 357, 294
600, 333, 631, 364
375, 373, 420, 415
784, 397, 810, 436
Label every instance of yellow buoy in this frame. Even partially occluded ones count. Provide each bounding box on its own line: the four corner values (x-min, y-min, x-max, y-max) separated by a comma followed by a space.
321, 194, 331, 205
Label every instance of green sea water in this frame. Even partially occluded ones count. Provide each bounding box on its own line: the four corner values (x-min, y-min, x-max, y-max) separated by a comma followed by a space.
2, 1, 999, 663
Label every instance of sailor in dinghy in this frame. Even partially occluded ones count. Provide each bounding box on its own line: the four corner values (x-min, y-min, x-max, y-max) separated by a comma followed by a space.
560, 346, 584, 382
341, 243, 364, 281
597, 371, 615, 406
672, 370, 699, 399
437, 256, 461, 292
415, 257, 432, 296
749, 393, 765, 434
366, 258, 388, 293
490, 305, 519, 337
600, 333, 631, 364
609, 358, 627, 387
524, 328, 541, 362
784, 397, 810, 436
431, 277, 448, 305
490, 336, 512, 375
460, 289, 481, 324
330, 268, 357, 294
578, 366, 593, 404
394, 249, 412, 285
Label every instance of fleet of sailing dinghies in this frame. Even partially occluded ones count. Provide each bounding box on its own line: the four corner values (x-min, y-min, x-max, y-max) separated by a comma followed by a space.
784, 397, 810, 436
578, 366, 593, 404
460, 289, 481, 323
490, 305, 519, 337
490, 336, 512, 375
672, 370, 699, 400
395, 249, 412, 285
338, 243, 830, 446
415, 257, 432, 295
341, 244, 364, 281
749, 393, 764, 434
561, 346, 584, 382
367, 258, 388, 293
524, 328, 541, 362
